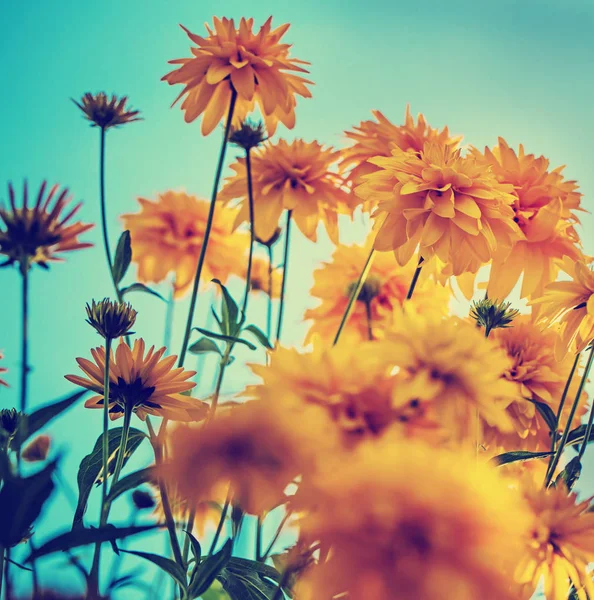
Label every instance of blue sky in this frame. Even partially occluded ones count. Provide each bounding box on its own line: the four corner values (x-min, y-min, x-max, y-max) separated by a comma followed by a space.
1, 0, 594, 596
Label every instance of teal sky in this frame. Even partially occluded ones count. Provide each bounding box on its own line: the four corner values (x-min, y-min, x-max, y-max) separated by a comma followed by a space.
1, 0, 594, 596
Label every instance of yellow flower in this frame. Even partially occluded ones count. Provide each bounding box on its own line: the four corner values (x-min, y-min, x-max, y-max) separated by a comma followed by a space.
531, 258, 594, 358
515, 479, 594, 600
304, 240, 450, 344
485, 315, 589, 452
0, 351, 7, 388
73, 92, 141, 129
65, 339, 207, 422
166, 401, 305, 515
162, 17, 312, 136
244, 256, 281, 298
121, 191, 248, 299
296, 440, 529, 600
356, 143, 521, 276
0, 181, 93, 271
220, 139, 351, 243
380, 309, 516, 444
474, 139, 583, 299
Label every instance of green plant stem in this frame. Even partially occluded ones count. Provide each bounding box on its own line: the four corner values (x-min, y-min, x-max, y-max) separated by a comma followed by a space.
577, 351, 594, 462
111, 403, 132, 489
272, 570, 290, 600
209, 344, 232, 422
4, 548, 11, 600
17, 266, 29, 470
550, 352, 580, 460
178, 89, 238, 369
406, 256, 424, 300
275, 211, 293, 344
263, 510, 292, 560
164, 284, 175, 349
545, 344, 594, 486
241, 148, 256, 317
255, 516, 263, 561
333, 248, 375, 346
0, 548, 4, 599
208, 494, 231, 557
181, 506, 197, 567
101, 338, 112, 525
266, 245, 274, 339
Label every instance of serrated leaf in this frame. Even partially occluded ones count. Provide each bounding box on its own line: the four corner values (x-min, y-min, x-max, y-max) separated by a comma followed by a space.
193, 328, 256, 351
105, 466, 156, 505
121, 549, 187, 591
112, 230, 132, 285
189, 337, 222, 356
243, 325, 273, 350
529, 400, 557, 435
555, 456, 582, 490
189, 539, 232, 598
212, 279, 239, 336
72, 427, 146, 529
120, 283, 165, 302
490, 450, 552, 466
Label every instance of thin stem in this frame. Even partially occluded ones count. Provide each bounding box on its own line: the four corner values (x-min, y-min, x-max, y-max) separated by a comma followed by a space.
333, 248, 375, 346
272, 570, 290, 600
275, 211, 293, 344
241, 148, 256, 317
0, 548, 4, 599
406, 256, 424, 300
111, 403, 132, 489
209, 344, 232, 422
99, 127, 113, 276
262, 510, 292, 560
255, 516, 263, 562
20, 267, 29, 415
208, 493, 231, 557
181, 506, 197, 566
163, 284, 175, 349
549, 352, 580, 459
577, 351, 594, 463
266, 245, 274, 339
101, 338, 112, 526
4, 548, 11, 600
364, 300, 373, 341
178, 89, 238, 369
545, 344, 594, 486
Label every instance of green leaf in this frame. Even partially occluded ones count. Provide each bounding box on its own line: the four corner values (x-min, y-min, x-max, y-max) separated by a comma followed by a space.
555, 456, 582, 491
184, 530, 202, 565
121, 549, 187, 591
0, 460, 57, 548
189, 337, 222, 356
243, 325, 273, 350
189, 539, 232, 598
113, 230, 132, 285
212, 279, 240, 336
566, 424, 594, 448
218, 559, 283, 600
72, 427, 146, 529
26, 524, 158, 561
201, 580, 232, 600
105, 466, 156, 505
120, 283, 165, 302
490, 450, 552, 466
529, 400, 557, 435
193, 328, 256, 351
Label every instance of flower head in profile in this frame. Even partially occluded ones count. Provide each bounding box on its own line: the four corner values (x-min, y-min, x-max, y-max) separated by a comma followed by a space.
0, 351, 8, 387
515, 479, 594, 600
356, 143, 521, 275
245, 256, 281, 297
65, 339, 207, 422
0, 181, 93, 272
0, 408, 20, 441
531, 258, 594, 358
304, 241, 450, 344
121, 191, 248, 298
220, 139, 351, 243
474, 139, 583, 299
229, 119, 267, 150
85, 298, 137, 340
296, 440, 529, 600
73, 92, 141, 129
470, 298, 520, 337
163, 17, 312, 136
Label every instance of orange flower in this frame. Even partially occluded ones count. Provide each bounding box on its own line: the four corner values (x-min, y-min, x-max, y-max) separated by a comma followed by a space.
0, 181, 93, 270
65, 339, 208, 422
474, 139, 583, 299
220, 139, 351, 243
73, 92, 141, 130
304, 240, 450, 344
0, 351, 7, 387
162, 17, 312, 136
356, 143, 520, 276
121, 191, 248, 298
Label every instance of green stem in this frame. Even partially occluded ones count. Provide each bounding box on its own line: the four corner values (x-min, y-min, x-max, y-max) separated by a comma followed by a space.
209, 344, 232, 422
266, 245, 274, 340
241, 148, 256, 317
17, 266, 29, 470
208, 494, 231, 557
333, 248, 375, 346
181, 506, 197, 566
545, 344, 594, 486
178, 89, 238, 369
577, 350, 594, 463
101, 339, 112, 523
4, 548, 11, 600
0, 548, 4, 599
275, 211, 293, 344
255, 516, 263, 562
111, 403, 132, 489
262, 510, 292, 560
406, 256, 424, 300
164, 284, 175, 349
272, 570, 290, 600
364, 300, 373, 341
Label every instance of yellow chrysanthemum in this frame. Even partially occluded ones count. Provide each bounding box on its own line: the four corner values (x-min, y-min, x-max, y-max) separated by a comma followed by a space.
162, 17, 312, 136
356, 143, 521, 276
474, 139, 583, 299
65, 339, 208, 422
515, 480, 594, 600
296, 440, 529, 600
243, 255, 281, 298
304, 241, 450, 344
121, 191, 248, 299
485, 316, 589, 452
531, 259, 594, 358
220, 139, 351, 243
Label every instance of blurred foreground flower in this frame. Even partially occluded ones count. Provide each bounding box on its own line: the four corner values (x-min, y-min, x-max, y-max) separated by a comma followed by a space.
0, 181, 93, 272
65, 339, 207, 421
22, 434, 51, 462
85, 298, 137, 340
122, 191, 248, 298
0, 350, 8, 387
163, 17, 312, 135
73, 92, 141, 130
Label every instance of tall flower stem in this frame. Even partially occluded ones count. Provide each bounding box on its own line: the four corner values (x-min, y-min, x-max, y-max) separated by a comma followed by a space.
333, 249, 375, 346
266, 245, 274, 339
0, 548, 4, 599
549, 352, 580, 459
20, 267, 29, 415
241, 148, 256, 317
164, 284, 175, 349
545, 345, 594, 487
178, 89, 238, 369
111, 403, 132, 489
406, 256, 424, 300
262, 510, 292, 560
208, 493, 231, 557
255, 517, 263, 561
275, 211, 293, 344
100, 338, 112, 518
577, 348, 594, 462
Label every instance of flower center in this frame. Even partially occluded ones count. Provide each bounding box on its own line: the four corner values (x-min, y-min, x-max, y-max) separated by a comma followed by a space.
106, 376, 157, 414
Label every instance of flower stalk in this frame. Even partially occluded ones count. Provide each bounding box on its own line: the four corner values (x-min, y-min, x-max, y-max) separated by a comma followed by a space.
276, 211, 293, 344
406, 256, 424, 300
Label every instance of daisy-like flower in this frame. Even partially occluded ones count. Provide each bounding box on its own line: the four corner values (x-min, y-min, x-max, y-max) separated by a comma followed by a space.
0, 181, 93, 271
162, 17, 312, 136
0, 351, 8, 387
474, 139, 583, 299
65, 339, 208, 422
296, 440, 529, 600
73, 92, 141, 130
121, 191, 248, 298
356, 143, 521, 276
244, 255, 281, 297
485, 316, 588, 452
531, 258, 594, 358
304, 241, 450, 344
220, 139, 351, 243
515, 479, 594, 600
